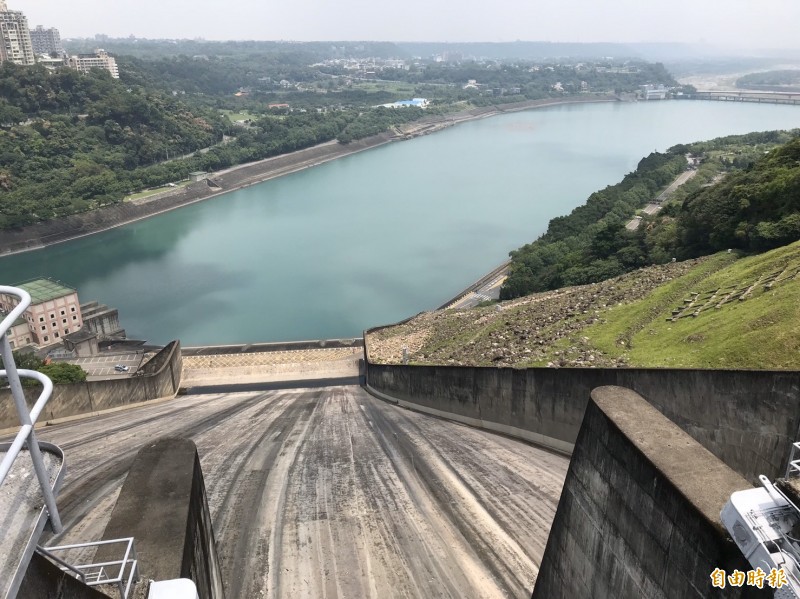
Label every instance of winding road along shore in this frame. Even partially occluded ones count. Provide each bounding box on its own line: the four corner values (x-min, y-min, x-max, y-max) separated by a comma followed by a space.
35, 386, 568, 598
0, 95, 616, 256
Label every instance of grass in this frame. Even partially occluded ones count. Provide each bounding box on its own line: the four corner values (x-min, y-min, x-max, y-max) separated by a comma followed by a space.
220, 109, 256, 122
350, 81, 417, 95
585, 242, 800, 368
370, 241, 800, 370
125, 181, 190, 201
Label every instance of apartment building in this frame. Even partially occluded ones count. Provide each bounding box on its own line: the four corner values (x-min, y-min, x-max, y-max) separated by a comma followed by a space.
0, 1, 35, 66
30, 24, 62, 56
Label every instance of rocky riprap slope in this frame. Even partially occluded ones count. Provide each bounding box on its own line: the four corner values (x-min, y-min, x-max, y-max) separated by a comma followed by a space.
367, 258, 708, 368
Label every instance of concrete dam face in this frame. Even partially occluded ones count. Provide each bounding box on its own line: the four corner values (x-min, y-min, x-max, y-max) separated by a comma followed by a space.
26, 384, 569, 598
12, 335, 798, 598
364, 359, 800, 598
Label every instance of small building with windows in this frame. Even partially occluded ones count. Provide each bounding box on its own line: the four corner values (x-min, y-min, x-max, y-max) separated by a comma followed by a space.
0, 278, 83, 348
1, 311, 31, 350
640, 84, 668, 100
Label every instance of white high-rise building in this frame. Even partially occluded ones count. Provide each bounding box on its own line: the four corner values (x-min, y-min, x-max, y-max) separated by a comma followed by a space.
0, 1, 35, 66
68, 49, 119, 78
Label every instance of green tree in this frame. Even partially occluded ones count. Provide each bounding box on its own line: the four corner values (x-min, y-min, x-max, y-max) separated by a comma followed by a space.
38, 362, 88, 384
0, 350, 44, 371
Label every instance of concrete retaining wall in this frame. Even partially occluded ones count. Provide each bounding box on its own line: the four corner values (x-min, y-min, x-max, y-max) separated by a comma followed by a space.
531, 387, 766, 598
97, 437, 224, 599
0, 340, 182, 429
365, 363, 800, 482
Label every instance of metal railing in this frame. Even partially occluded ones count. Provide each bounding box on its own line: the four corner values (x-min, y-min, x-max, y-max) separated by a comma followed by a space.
786, 442, 800, 479
37, 538, 139, 599
0, 284, 62, 533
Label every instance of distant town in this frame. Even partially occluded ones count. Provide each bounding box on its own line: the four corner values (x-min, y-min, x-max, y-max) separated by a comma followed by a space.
0, 1, 118, 77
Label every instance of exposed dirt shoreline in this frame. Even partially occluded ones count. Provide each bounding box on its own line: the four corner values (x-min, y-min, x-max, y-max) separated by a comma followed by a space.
0, 94, 617, 256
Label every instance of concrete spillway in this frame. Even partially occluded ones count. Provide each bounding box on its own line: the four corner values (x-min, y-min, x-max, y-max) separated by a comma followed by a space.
33, 386, 568, 599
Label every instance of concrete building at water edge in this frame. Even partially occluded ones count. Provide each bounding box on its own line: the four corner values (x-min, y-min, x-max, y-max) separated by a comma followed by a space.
0, 278, 126, 354
641, 84, 669, 100
0, 278, 83, 349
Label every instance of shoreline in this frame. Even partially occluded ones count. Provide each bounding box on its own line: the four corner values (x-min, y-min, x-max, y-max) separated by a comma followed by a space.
0, 94, 617, 257
436, 259, 512, 310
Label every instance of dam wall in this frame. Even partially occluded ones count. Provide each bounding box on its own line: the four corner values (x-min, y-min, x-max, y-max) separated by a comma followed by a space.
0, 340, 182, 429
365, 361, 800, 482
531, 386, 764, 598
96, 437, 225, 599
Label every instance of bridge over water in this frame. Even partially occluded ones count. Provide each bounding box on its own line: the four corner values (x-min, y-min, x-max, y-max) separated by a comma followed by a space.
679, 89, 800, 105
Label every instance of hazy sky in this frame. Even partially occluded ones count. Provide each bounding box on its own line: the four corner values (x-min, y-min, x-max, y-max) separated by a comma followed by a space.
13, 0, 800, 50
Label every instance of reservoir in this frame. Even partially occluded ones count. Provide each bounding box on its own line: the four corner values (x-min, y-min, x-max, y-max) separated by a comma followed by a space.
2, 100, 800, 345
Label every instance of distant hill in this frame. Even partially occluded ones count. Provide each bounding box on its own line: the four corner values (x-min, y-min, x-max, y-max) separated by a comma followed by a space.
736, 69, 800, 91
61, 38, 741, 63
396, 41, 642, 60
367, 241, 800, 369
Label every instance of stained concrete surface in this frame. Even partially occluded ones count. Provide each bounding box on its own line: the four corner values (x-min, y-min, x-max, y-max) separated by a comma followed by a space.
532, 386, 760, 599
0, 447, 64, 599
97, 438, 224, 598
29, 386, 567, 599
19, 552, 109, 599
367, 363, 800, 482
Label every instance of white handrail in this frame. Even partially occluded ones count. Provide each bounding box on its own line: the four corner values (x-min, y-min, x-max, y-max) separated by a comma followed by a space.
39, 538, 139, 599
0, 285, 62, 533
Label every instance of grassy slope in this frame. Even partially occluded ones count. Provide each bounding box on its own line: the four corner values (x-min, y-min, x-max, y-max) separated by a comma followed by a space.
586, 242, 800, 369
368, 241, 800, 369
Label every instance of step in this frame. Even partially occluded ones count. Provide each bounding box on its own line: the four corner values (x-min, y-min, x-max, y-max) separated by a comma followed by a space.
0, 442, 65, 599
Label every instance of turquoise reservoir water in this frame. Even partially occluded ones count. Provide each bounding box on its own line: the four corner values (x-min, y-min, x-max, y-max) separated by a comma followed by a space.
2, 101, 800, 345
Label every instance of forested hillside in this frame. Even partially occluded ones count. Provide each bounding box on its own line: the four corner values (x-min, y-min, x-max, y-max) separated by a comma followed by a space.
0, 41, 678, 230
0, 62, 228, 227
676, 136, 800, 255
502, 130, 800, 299
0, 62, 423, 228
736, 70, 800, 90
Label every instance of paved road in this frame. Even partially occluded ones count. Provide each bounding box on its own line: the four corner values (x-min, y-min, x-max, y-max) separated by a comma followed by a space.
60, 353, 147, 379
33, 386, 568, 599
626, 169, 698, 231
446, 270, 509, 310
182, 347, 362, 369
654, 169, 697, 204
